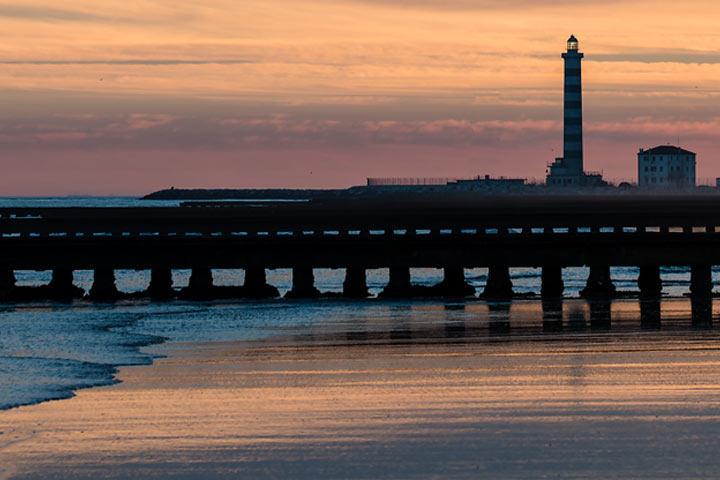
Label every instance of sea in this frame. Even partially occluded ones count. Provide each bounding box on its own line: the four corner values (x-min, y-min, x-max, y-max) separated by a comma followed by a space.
1, 197, 720, 411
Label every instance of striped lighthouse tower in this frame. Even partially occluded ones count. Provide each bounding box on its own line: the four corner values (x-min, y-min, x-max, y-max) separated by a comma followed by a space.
547, 35, 589, 187
562, 34, 583, 178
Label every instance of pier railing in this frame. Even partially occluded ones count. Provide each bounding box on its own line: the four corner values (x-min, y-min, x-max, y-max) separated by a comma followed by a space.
2, 196, 720, 238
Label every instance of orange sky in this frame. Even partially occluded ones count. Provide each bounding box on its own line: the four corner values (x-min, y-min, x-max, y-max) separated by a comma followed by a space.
3, 0, 720, 194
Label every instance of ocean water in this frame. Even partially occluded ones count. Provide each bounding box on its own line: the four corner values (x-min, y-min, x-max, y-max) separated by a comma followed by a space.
0, 196, 182, 208
1, 197, 719, 412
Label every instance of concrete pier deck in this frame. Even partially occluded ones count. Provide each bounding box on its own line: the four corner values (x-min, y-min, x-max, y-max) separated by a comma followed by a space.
1, 194, 720, 299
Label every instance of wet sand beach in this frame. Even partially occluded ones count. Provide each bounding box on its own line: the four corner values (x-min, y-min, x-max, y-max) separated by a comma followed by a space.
4, 302, 720, 479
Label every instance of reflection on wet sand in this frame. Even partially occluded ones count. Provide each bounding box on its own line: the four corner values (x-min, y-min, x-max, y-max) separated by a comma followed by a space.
443, 304, 466, 339
293, 297, 718, 347
589, 299, 612, 330
390, 315, 412, 340
567, 305, 587, 331
640, 298, 661, 330
692, 297, 713, 329
4, 297, 720, 479
542, 298, 563, 332
345, 319, 368, 343
488, 302, 511, 336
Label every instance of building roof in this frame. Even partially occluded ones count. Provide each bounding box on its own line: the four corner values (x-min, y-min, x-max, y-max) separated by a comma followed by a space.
640, 145, 696, 156
568, 34, 578, 43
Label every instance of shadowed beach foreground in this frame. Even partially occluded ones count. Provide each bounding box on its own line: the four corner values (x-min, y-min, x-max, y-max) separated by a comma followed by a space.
4, 306, 720, 479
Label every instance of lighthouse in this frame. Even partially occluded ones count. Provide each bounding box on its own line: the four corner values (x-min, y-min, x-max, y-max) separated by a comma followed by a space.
547, 35, 599, 187
561, 34, 583, 178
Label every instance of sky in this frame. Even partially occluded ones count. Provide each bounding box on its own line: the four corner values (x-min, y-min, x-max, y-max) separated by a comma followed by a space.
3, 0, 720, 194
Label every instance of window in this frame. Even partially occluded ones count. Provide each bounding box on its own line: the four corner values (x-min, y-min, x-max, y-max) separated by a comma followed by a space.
644, 166, 648, 172
659, 167, 663, 172
660, 178, 663, 183
652, 178, 657, 183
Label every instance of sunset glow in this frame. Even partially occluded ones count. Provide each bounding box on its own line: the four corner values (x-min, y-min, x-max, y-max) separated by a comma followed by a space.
3, 0, 720, 194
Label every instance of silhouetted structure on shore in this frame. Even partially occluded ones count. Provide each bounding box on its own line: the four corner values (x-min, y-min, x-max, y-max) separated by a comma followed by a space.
547, 35, 604, 187
638, 146, 696, 188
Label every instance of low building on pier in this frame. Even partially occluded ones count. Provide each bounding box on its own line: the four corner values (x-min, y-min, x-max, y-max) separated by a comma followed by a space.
365, 175, 528, 192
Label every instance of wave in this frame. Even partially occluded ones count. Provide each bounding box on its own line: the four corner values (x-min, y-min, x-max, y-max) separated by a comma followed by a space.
0, 307, 165, 411
0, 356, 119, 410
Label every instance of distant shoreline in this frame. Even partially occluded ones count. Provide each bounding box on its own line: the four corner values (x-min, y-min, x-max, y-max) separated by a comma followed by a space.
141, 187, 354, 200
142, 185, 720, 201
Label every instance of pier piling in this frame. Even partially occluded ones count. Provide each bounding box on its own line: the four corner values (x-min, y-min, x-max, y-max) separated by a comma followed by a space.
690, 265, 713, 296
181, 268, 214, 299
48, 269, 84, 299
541, 266, 564, 297
483, 266, 513, 298
379, 267, 413, 298
343, 267, 369, 297
286, 267, 321, 298
243, 268, 279, 298
581, 266, 616, 297
638, 265, 662, 297
435, 267, 475, 297
89, 269, 120, 300
148, 268, 175, 299
0, 269, 15, 297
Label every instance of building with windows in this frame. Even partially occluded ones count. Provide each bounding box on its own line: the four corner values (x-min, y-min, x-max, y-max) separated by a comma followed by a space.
637, 146, 695, 188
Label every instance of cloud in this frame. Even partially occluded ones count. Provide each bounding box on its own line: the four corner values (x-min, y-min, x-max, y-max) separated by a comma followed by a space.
0, 114, 562, 151
338, 0, 630, 10
3, 110, 718, 156
0, 4, 124, 22
0, 59, 253, 65
592, 51, 720, 64
587, 117, 720, 139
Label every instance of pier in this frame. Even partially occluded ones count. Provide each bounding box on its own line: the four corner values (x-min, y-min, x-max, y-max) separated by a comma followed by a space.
2, 194, 720, 300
